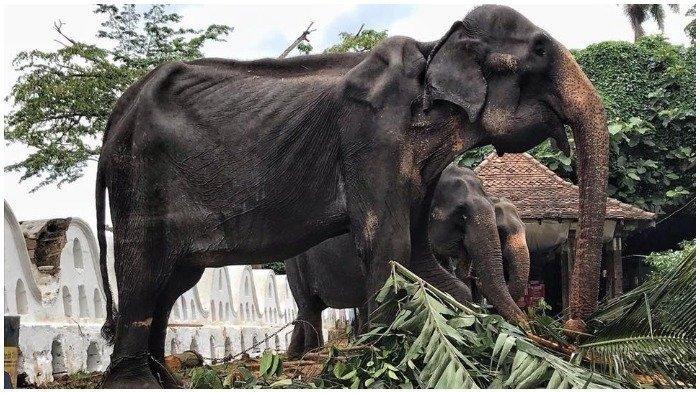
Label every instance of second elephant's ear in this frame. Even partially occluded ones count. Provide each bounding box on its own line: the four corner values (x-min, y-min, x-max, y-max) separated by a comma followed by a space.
423, 21, 487, 122
343, 37, 427, 110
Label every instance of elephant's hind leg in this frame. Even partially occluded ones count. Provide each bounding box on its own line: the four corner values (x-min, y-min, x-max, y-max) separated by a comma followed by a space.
301, 308, 324, 355
286, 307, 324, 359
148, 265, 205, 388
99, 242, 175, 388
286, 320, 306, 359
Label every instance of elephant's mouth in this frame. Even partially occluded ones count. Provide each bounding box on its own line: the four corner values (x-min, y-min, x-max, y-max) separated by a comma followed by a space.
489, 101, 570, 157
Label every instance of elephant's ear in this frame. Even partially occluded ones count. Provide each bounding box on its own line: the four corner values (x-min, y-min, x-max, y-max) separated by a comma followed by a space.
343, 37, 427, 109
423, 21, 487, 122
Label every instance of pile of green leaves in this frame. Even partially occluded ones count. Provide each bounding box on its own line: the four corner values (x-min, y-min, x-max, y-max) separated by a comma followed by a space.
581, 246, 696, 387
318, 262, 621, 389
189, 350, 312, 389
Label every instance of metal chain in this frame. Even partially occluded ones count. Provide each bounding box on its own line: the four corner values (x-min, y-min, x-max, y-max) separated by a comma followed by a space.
202, 320, 295, 363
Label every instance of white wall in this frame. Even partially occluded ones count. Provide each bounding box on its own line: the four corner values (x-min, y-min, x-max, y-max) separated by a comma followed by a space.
3, 200, 347, 385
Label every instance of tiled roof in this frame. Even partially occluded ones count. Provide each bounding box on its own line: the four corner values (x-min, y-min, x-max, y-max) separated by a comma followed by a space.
473, 153, 656, 221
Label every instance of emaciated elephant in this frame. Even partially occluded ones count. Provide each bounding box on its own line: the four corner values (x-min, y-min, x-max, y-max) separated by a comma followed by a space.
284, 164, 531, 358
96, 5, 607, 388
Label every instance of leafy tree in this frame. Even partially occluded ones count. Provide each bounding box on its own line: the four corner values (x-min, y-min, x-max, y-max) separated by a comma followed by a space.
325, 29, 387, 53
296, 41, 313, 55
574, 36, 695, 213
623, 4, 679, 41
685, 5, 696, 44
5, 4, 233, 189
644, 239, 695, 275
261, 261, 285, 275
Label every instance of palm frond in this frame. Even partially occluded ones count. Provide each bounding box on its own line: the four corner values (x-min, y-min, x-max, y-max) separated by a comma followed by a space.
353, 262, 623, 388
580, 247, 696, 387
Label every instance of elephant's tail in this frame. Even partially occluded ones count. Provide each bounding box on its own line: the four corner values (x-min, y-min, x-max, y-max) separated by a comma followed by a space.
96, 158, 117, 344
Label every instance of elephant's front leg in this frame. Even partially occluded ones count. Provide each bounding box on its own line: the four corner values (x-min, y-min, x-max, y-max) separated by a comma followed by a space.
344, 155, 413, 320
355, 205, 412, 315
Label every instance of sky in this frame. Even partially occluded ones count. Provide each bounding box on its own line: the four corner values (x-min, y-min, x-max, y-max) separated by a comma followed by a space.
1, 1, 695, 232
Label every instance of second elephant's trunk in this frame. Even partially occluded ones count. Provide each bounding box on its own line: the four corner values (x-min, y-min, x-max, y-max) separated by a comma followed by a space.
502, 230, 530, 301
462, 207, 528, 328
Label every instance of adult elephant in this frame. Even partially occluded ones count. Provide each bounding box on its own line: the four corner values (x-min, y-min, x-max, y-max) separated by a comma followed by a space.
284, 165, 531, 358
96, 5, 607, 388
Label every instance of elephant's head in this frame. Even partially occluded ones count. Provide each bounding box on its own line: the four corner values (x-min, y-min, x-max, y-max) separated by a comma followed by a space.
492, 197, 530, 302
424, 5, 608, 328
429, 164, 526, 325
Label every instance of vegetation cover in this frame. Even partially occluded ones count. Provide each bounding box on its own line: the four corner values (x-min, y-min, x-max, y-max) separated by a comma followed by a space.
190, 253, 695, 389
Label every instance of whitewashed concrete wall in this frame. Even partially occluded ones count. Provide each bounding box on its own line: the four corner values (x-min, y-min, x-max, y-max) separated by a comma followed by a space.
3, 201, 348, 385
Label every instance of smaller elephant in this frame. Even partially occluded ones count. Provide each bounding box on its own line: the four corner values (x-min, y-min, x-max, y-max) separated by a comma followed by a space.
448, 197, 530, 303
284, 164, 530, 358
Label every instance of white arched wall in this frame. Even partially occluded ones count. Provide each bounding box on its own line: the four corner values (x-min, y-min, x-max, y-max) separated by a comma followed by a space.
4, 202, 45, 320
3, 200, 328, 384
275, 275, 298, 324
57, 219, 107, 322
228, 266, 262, 324
252, 270, 282, 325
170, 285, 209, 324
196, 268, 237, 324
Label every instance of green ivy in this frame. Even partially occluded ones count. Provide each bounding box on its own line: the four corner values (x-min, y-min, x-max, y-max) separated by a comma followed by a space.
576, 36, 695, 214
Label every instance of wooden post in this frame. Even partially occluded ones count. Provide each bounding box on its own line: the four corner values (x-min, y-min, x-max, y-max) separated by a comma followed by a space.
278, 22, 315, 59
601, 241, 610, 298
4, 316, 20, 388
611, 237, 623, 296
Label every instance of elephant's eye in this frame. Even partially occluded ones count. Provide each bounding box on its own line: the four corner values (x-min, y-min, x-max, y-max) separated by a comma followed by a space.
532, 36, 548, 57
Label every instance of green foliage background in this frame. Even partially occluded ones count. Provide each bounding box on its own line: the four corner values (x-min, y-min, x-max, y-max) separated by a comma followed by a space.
644, 238, 696, 276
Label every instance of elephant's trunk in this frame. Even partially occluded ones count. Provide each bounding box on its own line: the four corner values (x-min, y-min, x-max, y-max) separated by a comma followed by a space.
550, 46, 609, 333
462, 209, 528, 328
502, 230, 530, 301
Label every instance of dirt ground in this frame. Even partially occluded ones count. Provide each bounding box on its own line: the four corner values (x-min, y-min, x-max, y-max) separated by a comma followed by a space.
27, 354, 325, 389
28, 331, 348, 389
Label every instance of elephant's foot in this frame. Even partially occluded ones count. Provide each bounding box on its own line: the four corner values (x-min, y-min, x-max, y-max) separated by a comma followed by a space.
99, 352, 177, 389
149, 355, 183, 388
285, 345, 304, 360
286, 319, 324, 360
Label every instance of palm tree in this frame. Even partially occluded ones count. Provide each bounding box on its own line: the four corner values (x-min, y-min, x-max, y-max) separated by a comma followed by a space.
624, 4, 680, 41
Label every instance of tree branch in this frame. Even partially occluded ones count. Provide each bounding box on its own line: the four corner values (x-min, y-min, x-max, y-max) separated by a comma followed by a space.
278, 21, 315, 59
354, 23, 365, 38
53, 21, 77, 45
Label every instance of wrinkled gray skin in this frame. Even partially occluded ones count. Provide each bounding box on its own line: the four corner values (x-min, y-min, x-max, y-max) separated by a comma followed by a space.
96, 5, 607, 387
284, 164, 530, 358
